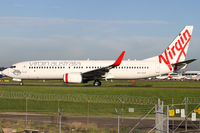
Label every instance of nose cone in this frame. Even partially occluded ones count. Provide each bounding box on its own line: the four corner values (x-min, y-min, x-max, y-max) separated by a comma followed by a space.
2, 69, 8, 76
2, 68, 11, 77
2, 68, 21, 78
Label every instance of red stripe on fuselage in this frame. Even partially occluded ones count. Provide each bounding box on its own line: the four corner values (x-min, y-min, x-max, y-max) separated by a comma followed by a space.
65, 73, 68, 83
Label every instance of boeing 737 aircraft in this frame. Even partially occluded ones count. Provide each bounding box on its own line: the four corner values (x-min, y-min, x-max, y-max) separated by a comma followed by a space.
2, 26, 196, 86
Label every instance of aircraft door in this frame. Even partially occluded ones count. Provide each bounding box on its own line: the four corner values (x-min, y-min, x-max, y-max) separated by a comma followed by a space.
155, 63, 160, 74
21, 65, 27, 73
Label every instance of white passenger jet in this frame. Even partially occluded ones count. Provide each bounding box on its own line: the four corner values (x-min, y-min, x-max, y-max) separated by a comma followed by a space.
2, 26, 196, 86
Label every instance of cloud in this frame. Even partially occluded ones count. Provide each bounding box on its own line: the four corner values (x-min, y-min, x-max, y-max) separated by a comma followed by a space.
0, 17, 168, 26
65, 19, 168, 25
0, 35, 170, 60
0, 17, 65, 26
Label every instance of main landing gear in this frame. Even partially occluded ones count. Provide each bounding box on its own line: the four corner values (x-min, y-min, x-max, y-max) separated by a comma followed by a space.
19, 80, 23, 86
93, 80, 101, 86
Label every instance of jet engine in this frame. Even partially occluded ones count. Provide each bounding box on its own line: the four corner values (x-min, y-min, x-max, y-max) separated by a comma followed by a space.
63, 72, 83, 83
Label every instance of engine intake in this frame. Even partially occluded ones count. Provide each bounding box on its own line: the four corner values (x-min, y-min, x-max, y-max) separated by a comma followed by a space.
63, 72, 83, 83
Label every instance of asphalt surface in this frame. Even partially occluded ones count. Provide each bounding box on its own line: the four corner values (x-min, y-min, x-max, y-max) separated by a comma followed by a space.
0, 112, 154, 128
0, 112, 200, 132
1, 83, 200, 89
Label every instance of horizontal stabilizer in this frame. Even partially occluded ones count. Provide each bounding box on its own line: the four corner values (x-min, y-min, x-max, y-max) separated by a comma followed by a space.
172, 58, 197, 66
172, 59, 197, 71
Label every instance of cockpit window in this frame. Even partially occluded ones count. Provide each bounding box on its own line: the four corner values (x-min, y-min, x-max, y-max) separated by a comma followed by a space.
10, 66, 16, 68
0, 67, 7, 71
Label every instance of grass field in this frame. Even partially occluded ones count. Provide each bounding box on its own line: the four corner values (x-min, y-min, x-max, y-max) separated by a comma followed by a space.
1, 80, 200, 97
0, 79, 200, 117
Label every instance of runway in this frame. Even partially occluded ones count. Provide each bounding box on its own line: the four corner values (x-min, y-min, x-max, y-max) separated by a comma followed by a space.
1, 83, 200, 90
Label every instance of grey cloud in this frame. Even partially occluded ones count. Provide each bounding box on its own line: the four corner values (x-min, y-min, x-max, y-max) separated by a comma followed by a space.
0, 35, 172, 60
0, 17, 168, 26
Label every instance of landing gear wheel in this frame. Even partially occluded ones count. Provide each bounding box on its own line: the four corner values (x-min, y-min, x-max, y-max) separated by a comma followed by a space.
19, 82, 23, 86
93, 80, 101, 86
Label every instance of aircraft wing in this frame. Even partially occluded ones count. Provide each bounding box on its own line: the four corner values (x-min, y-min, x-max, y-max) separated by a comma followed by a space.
82, 51, 125, 81
172, 59, 197, 71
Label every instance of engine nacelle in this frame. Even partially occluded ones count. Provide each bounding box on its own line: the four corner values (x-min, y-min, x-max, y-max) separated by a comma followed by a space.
63, 72, 83, 83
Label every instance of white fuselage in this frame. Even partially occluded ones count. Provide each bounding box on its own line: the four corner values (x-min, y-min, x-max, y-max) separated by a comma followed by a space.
3, 59, 170, 81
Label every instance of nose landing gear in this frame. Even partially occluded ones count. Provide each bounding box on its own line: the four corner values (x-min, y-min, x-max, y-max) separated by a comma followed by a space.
19, 80, 23, 86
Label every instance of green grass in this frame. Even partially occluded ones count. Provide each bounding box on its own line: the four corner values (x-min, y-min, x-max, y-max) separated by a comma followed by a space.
0, 84, 200, 98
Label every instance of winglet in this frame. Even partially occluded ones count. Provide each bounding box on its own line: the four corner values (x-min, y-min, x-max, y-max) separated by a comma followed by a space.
113, 51, 125, 66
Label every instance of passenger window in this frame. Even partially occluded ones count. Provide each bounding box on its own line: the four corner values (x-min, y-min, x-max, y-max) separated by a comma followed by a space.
10, 66, 16, 68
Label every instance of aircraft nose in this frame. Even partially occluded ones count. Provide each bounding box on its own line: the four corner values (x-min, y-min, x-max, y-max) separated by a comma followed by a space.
2, 68, 10, 76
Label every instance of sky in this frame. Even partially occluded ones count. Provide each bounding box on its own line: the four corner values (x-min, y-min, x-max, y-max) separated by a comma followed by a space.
0, 0, 200, 70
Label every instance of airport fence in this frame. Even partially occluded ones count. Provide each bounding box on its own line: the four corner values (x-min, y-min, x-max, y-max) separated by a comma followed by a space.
0, 90, 157, 104
0, 90, 158, 116
0, 90, 200, 116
